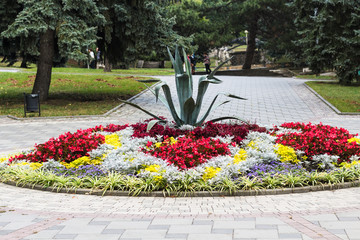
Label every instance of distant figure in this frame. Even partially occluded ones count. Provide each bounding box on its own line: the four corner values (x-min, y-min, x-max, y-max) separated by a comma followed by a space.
187, 53, 196, 75
96, 47, 102, 68
88, 49, 96, 69
203, 53, 211, 74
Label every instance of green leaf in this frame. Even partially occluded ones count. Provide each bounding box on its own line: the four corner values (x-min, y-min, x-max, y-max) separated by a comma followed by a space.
159, 84, 184, 126
183, 97, 196, 124
225, 94, 247, 100
195, 95, 230, 126
118, 99, 164, 121
146, 119, 166, 132
208, 57, 233, 79
137, 79, 160, 83
208, 116, 249, 125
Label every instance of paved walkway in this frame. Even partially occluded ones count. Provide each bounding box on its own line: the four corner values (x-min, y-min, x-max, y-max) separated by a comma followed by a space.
1, 75, 360, 239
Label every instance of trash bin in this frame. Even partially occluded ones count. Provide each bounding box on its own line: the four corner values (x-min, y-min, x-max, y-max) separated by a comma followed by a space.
24, 92, 40, 117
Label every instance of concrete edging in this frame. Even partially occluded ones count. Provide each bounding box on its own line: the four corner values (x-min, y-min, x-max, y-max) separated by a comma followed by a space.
2, 179, 360, 197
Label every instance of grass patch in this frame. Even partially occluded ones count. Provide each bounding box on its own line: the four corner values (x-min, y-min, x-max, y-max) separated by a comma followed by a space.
306, 81, 360, 112
0, 72, 154, 117
50, 67, 175, 76
296, 74, 337, 80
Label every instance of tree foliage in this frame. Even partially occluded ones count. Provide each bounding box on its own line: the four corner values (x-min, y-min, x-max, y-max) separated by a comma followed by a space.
291, 0, 360, 85
97, 0, 192, 70
0, 0, 22, 64
2, 0, 105, 100
166, 0, 233, 54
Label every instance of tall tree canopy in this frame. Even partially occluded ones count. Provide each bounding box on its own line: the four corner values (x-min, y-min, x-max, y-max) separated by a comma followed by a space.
225, 0, 296, 69
166, 0, 233, 54
291, 0, 360, 85
0, 0, 22, 65
2, 0, 105, 100
97, 0, 191, 71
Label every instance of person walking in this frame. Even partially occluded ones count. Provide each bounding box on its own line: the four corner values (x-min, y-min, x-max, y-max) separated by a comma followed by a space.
203, 53, 211, 74
88, 48, 96, 69
96, 47, 102, 69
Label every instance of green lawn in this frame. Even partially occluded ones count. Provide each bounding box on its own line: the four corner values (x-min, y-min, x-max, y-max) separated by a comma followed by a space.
306, 81, 360, 113
0, 72, 155, 117
296, 74, 337, 80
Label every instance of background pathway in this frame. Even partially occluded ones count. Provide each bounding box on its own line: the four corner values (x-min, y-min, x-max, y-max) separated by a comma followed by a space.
0, 75, 360, 239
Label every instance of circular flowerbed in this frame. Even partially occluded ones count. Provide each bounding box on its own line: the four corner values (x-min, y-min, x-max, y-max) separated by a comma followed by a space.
1, 120, 360, 196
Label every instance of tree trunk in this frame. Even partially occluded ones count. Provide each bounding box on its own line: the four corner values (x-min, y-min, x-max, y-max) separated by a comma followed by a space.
242, 16, 259, 70
32, 29, 55, 101
20, 53, 27, 68
104, 55, 112, 72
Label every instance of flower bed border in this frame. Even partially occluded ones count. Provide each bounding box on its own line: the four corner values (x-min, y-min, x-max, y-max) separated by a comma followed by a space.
3, 179, 360, 197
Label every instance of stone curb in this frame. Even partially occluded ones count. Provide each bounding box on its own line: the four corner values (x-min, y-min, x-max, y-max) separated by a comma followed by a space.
304, 82, 360, 116
3, 179, 360, 198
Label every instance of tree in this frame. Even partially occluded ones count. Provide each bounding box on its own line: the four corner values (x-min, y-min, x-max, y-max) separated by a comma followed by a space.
166, 0, 234, 55
291, 0, 360, 85
97, 0, 191, 72
225, 0, 296, 69
2, 0, 105, 100
0, 0, 21, 66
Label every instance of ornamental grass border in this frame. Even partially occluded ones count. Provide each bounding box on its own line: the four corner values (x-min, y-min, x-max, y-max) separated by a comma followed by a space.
2, 179, 360, 197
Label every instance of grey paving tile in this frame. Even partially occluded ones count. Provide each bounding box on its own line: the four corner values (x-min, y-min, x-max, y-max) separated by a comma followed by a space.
102, 229, 125, 234
256, 224, 278, 229
187, 233, 232, 240
165, 233, 188, 239
148, 224, 170, 229
47, 225, 66, 231
211, 228, 234, 234
233, 229, 278, 239
278, 233, 302, 239
74, 233, 121, 240
54, 234, 78, 239
168, 225, 211, 234
0, 230, 14, 235
192, 220, 213, 225
121, 229, 167, 238
89, 221, 111, 225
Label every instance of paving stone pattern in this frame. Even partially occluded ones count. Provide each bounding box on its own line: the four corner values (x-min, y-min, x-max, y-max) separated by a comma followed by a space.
1, 75, 360, 239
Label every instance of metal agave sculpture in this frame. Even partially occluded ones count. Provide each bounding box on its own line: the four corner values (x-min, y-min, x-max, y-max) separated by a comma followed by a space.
120, 46, 247, 130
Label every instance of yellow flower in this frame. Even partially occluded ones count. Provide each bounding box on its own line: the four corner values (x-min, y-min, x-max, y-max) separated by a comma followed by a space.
202, 167, 221, 181
144, 164, 161, 172
29, 162, 43, 170
247, 141, 256, 149
275, 144, 300, 164
155, 142, 162, 148
15, 162, 29, 166
169, 137, 177, 145
0, 156, 9, 163
153, 176, 164, 182
61, 156, 102, 168
233, 149, 247, 164
340, 160, 360, 169
348, 138, 360, 144
105, 134, 122, 149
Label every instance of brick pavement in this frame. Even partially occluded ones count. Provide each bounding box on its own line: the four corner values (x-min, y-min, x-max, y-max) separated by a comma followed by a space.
1, 75, 360, 239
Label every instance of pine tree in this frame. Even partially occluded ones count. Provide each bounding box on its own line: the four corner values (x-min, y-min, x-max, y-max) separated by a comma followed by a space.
2, 0, 105, 100
291, 0, 360, 85
97, 0, 190, 72
0, 0, 21, 65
